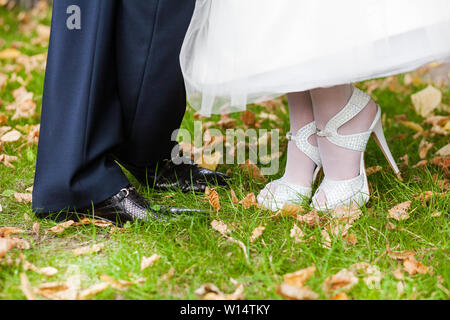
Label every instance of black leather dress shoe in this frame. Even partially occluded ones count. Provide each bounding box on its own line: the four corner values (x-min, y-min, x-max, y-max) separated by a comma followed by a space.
35, 186, 208, 226
123, 158, 231, 193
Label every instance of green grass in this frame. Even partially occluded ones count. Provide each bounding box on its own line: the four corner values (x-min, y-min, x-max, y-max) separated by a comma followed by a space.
0, 5, 449, 300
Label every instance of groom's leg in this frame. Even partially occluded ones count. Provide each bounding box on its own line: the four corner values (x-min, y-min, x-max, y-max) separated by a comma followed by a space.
33, 0, 129, 214
113, 0, 196, 167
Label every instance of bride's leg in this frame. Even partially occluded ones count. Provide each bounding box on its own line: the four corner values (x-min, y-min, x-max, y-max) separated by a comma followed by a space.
310, 84, 377, 205
259, 91, 316, 199
283, 91, 317, 185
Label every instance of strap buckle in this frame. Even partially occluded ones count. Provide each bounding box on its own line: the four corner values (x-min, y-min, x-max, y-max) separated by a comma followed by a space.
286, 132, 293, 141
316, 129, 333, 138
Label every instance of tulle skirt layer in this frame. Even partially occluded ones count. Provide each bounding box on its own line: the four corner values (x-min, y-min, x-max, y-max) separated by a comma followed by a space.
180, 0, 450, 115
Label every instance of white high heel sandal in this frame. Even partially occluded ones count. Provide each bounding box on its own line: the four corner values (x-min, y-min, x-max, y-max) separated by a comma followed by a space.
312, 87, 400, 211
257, 121, 322, 212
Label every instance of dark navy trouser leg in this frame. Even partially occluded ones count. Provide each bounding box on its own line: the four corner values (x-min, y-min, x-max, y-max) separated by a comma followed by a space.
33, 0, 195, 214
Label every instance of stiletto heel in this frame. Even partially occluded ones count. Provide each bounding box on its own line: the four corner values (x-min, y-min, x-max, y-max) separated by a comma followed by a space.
371, 118, 401, 176
257, 121, 322, 212
312, 87, 400, 211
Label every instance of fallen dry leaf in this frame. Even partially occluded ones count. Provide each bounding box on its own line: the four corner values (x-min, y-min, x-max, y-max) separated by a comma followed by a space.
0, 237, 17, 258
196, 152, 222, 171
0, 48, 22, 60
73, 243, 105, 256
230, 188, 239, 204
386, 244, 416, 261
249, 225, 265, 243
239, 193, 257, 209
400, 121, 424, 133
0, 129, 21, 142
411, 85, 442, 118
13, 192, 32, 203
419, 139, 434, 159
276, 283, 318, 300
392, 268, 404, 280
239, 160, 266, 182
211, 219, 231, 236
99, 275, 135, 290
366, 166, 383, 176
208, 188, 221, 212
274, 203, 306, 219
403, 256, 430, 275
297, 209, 320, 227
436, 144, 450, 157
321, 230, 332, 249
195, 281, 245, 300
330, 205, 362, 224
32, 222, 40, 237
140, 254, 161, 271
323, 269, 358, 294
19, 273, 36, 300
241, 110, 256, 127
283, 265, 316, 288
329, 292, 349, 300
430, 156, 450, 175
0, 226, 25, 237
290, 224, 305, 243
47, 220, 75, 234
388, 201, 411, 221
78, 282, 109, 300
0, 154, 18, 168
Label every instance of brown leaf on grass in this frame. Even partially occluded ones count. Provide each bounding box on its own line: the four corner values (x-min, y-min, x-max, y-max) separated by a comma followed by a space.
78, 282, 110, 300
321, 230, 332, 249
140, 254, 161, 271
400, 121, 424, 133
283, 265, 316, 288
239, 160, 266, 182
400, 154, 409, 167
411, 85, 442, 118
249, 225, 265, 243
47, 220, 75, 234
208, 188, 221, 212
6, 87, 36, 120
211, 219, 231, 236
386, 244, 416, 261
289, 224, 305, 243
73, 243, 105, 256
39, 267, 58, 277
0, 226, 25, 237
217, 114, 237, 129
419, 139, 434, 159
239, 193, 257, 209
195, 281, 245, 300
430, 156, 450, 174
343, 233, 358, 245
0, 154, 18, 168
196, 152, 222, 171
99, 275, 135, 290
431, 212, 442, 218
412, 160, 428, 169
72, 218, 113, 228
32, 222, 40, 237
330, 205, 362, 224
0, 48, 22, 60
0, 129, 21, 143
241, 110, 256, 126
403, 257, 430, 275
230, 188, 239, 204
393, 268, 404, 280
273, 204, 306, 219
276, 283, 318, 300
329, 292, 349, 300
366, 166, 383, 176
436, 144, 450, 157
388, 201, 411, 221
0, 237, 17, 258
323, 269, 358, 294
19, 273, 36, 300
298, 209, 320, 227
13, 192, 32, 203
